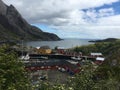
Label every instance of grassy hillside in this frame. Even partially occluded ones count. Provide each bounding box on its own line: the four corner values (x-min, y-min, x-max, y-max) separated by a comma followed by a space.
73, 40, 120, 81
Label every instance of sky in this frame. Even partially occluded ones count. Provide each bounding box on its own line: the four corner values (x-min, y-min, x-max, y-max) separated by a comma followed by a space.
4, 0, 120, 39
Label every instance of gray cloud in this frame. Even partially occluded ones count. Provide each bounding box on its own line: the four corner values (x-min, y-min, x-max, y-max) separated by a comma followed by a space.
3, 0, 120, 39
4, 0, 119, 25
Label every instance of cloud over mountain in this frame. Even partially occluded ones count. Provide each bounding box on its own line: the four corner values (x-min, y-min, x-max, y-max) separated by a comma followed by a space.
0, 0, 60, 41
4, 0, 120, 39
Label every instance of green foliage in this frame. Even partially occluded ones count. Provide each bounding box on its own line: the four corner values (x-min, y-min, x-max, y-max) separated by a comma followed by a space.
68, 63, 120, 90
0, 45, 31, 90
33, 81, 70, 90
72, 40, 120, 90
74, 44, 98, 55
74, 40, 120, 56
70, 67, 95, 90
1, 40, 120, 90
94, 66, 120, 90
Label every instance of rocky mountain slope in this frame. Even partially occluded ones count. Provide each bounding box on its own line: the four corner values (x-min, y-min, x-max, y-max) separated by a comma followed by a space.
0, 0, 61, 41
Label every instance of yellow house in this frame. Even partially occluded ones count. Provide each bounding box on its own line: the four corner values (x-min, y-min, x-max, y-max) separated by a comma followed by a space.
35, 46, 52, 54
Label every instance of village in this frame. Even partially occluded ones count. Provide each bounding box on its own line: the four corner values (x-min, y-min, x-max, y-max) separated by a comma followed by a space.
14, 45, 105, 83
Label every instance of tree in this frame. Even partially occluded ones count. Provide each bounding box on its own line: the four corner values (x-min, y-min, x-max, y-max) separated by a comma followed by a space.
0, 45, 31, 90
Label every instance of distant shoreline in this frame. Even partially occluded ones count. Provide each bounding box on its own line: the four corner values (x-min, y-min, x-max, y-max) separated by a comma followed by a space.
89, 38, 118, 43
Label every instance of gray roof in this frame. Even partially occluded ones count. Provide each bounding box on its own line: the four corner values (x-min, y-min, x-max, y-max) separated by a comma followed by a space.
40, 46, 50, 49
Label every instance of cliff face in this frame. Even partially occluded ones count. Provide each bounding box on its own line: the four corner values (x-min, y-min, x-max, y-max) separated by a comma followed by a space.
0, 0, 60, 41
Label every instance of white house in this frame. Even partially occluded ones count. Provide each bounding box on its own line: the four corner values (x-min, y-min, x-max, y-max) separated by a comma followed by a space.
96, 57, 105, 61
91, 53, 102, 57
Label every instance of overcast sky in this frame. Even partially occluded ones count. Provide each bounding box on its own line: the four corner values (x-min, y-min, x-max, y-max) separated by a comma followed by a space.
4, 0, 120, 39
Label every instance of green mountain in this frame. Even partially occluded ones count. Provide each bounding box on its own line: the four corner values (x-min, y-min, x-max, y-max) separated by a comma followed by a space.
0, 0, 61, 41
89, 38, 118, 42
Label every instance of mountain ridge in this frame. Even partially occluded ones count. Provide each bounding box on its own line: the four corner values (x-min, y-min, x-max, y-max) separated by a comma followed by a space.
0, 0, 61, 41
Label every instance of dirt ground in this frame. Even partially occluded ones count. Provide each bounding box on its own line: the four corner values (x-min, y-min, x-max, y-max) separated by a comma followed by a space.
31, 70, 71, 84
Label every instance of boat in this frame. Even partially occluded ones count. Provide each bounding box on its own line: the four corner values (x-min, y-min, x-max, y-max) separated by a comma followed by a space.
71, 56, 81, 60
39, 56, 48, 59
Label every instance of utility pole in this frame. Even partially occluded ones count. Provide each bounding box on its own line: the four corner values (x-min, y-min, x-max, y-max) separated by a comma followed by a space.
21, 39, 24, 56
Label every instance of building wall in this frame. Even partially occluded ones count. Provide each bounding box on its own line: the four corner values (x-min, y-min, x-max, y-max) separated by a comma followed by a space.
35, 49, 52, 54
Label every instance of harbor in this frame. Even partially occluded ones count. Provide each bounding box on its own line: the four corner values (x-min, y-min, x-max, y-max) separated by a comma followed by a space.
18, 45, 105, 84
